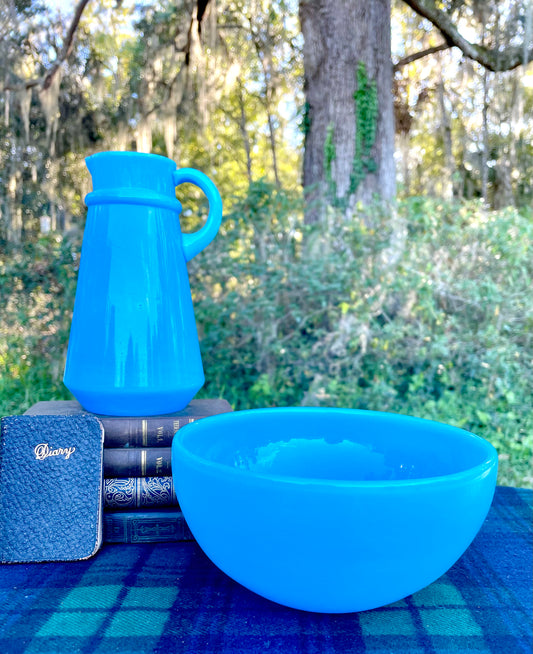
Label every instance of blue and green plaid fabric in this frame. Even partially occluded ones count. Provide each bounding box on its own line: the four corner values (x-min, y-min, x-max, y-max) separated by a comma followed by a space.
0, 486, 531, 654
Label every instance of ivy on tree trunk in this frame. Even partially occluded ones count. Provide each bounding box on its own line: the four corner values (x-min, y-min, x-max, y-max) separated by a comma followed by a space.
300, 0, 396, 223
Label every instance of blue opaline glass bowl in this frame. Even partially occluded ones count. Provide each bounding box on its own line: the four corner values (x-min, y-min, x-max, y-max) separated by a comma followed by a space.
171, 408, 497, 613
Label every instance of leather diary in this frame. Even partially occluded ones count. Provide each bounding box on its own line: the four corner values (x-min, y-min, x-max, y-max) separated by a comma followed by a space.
0, 415, 105, 563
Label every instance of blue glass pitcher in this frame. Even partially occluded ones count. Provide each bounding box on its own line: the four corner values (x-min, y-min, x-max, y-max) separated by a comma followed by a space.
63, 151, 222, 416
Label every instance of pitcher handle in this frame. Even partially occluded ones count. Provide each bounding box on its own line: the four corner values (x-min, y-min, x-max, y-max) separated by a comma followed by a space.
173, 168, 222, 262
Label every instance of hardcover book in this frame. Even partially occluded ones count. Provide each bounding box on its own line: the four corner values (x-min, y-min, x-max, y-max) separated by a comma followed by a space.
104, 509, 193, 543
0, 415, 105, 563
103, 447, 171, 477
104, 476, 178, 509
24, 398, 232, 447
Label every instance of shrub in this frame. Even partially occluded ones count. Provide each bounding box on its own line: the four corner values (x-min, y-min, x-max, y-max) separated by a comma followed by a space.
191, 187, 532, 487
0, 234, 79, 413
1, 187, 531, 487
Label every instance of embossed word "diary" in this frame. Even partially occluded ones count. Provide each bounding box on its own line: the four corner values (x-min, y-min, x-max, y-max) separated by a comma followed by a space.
34, 442, 76, 460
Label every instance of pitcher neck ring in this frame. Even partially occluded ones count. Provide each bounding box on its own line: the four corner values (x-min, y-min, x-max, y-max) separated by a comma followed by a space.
85, 187, 182, 213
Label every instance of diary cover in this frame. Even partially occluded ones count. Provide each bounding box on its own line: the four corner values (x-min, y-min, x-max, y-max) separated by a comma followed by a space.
0, 415, 105, 563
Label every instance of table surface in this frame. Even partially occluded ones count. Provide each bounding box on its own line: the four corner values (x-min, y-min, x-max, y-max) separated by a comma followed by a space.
0, 486, 531, 654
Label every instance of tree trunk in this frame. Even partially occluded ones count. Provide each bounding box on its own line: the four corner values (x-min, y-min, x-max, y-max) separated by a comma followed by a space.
436, 56, 455, 201
237, 81, 253, 185
398, 131, 411, 194
481, 68, 489, 203
299, 0, 395, 223
266, 107, 281, 187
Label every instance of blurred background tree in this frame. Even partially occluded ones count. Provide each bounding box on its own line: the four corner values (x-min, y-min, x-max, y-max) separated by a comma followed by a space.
0, 0, 531, 486
1, 0, 531, 233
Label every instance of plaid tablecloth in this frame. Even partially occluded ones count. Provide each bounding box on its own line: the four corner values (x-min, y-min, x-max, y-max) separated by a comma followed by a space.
0, 486, 531, 654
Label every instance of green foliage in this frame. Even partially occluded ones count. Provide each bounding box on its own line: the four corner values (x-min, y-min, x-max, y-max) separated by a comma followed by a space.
391, 0, 533, 207
323, 122, 337, 202
323, 62, 379, 207
190, 189, 532, 488
300, 101, 311, 137
350, 62, 378, 195
0, 234, 80, 413
1, 0, 531, 499
1, 190, 531, 487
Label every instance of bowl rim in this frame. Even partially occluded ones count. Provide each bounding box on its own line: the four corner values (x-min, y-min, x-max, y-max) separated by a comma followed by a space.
172, 407, 498, 488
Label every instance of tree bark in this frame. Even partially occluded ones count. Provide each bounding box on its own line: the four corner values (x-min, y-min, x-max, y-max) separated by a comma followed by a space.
300, 0, 395, 223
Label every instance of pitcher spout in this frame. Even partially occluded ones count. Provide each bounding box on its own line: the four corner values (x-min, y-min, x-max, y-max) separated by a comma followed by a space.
85, 151, 178, 196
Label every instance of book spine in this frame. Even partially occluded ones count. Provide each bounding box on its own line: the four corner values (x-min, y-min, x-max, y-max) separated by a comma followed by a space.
102, 417, 197, 448
103, 448, 171, 477
104, 477, 178, 509
103, 510, 193, 544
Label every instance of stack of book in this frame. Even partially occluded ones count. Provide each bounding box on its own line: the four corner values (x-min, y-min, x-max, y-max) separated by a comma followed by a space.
24, 398, 232, 544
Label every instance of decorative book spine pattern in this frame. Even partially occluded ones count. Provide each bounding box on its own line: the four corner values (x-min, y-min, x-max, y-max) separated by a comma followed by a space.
103, 510, 193, 543
104, 477, 178, 509
103, 448, 171, 477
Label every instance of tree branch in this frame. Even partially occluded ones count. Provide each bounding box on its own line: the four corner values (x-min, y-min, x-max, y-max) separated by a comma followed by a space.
42, 0, 91, 89
393, 42, 451, 71
4, 0, 91, 92
402, 0, 532, 71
